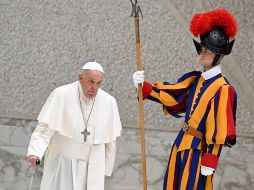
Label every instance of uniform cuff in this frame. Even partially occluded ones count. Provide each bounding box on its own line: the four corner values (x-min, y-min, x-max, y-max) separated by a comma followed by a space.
143, 81, 153, 99
201, 153, 219, 170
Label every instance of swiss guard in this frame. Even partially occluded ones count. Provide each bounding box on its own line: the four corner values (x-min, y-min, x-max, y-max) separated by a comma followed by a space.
132, 9, 238, 190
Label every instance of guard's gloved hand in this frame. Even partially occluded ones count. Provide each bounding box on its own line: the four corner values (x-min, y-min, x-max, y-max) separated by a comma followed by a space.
201, 166, 215, 176
133, 70, 144, 88
201, 153, 218, 176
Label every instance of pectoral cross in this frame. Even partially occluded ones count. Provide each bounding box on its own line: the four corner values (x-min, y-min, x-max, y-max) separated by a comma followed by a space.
81, 128, 90, 142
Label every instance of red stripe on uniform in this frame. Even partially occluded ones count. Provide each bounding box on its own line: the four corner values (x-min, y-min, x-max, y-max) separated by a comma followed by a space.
226, 86, 236, 139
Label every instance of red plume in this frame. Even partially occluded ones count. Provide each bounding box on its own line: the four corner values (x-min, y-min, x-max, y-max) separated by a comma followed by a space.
190, 9, 238, 38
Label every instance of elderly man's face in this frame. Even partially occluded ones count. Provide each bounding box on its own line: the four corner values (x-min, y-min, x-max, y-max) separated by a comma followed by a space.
79, 70, 104, 98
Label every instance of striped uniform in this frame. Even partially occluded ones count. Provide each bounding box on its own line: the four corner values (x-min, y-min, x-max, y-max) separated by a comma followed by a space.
142, 70, 237, 190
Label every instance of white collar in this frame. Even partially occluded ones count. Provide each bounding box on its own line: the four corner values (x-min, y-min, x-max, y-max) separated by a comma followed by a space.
201, 65, 221, 80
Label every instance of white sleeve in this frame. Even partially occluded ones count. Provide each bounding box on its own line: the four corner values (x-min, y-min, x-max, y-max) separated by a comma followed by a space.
105, 141, 116, 176
27, 122, 55, 160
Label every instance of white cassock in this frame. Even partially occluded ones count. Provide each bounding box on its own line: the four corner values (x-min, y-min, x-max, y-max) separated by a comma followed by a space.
27, 81, 122, 190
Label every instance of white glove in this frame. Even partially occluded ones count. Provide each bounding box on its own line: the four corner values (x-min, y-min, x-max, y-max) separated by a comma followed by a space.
133, 70, 144, 88
201, 166, 215, 176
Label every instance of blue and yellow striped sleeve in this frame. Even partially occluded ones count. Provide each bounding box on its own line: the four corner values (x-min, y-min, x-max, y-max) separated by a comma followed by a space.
203, 85, 237, 169
205, 85, 237, 146
142, 71, 200, 118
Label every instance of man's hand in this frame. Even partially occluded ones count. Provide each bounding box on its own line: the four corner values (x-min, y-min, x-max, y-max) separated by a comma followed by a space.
133, 70, 144, 88
27, 155, 40, 170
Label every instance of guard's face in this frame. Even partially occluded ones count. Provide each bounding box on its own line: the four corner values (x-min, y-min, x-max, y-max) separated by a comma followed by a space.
199, 47, 216, 69
79, 70, 104, 98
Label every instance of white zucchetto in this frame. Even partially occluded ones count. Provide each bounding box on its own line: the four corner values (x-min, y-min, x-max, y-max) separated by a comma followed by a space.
82, 62, 104, 73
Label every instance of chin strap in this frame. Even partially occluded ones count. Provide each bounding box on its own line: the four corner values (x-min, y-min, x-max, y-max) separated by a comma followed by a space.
212, 54, 224, 66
